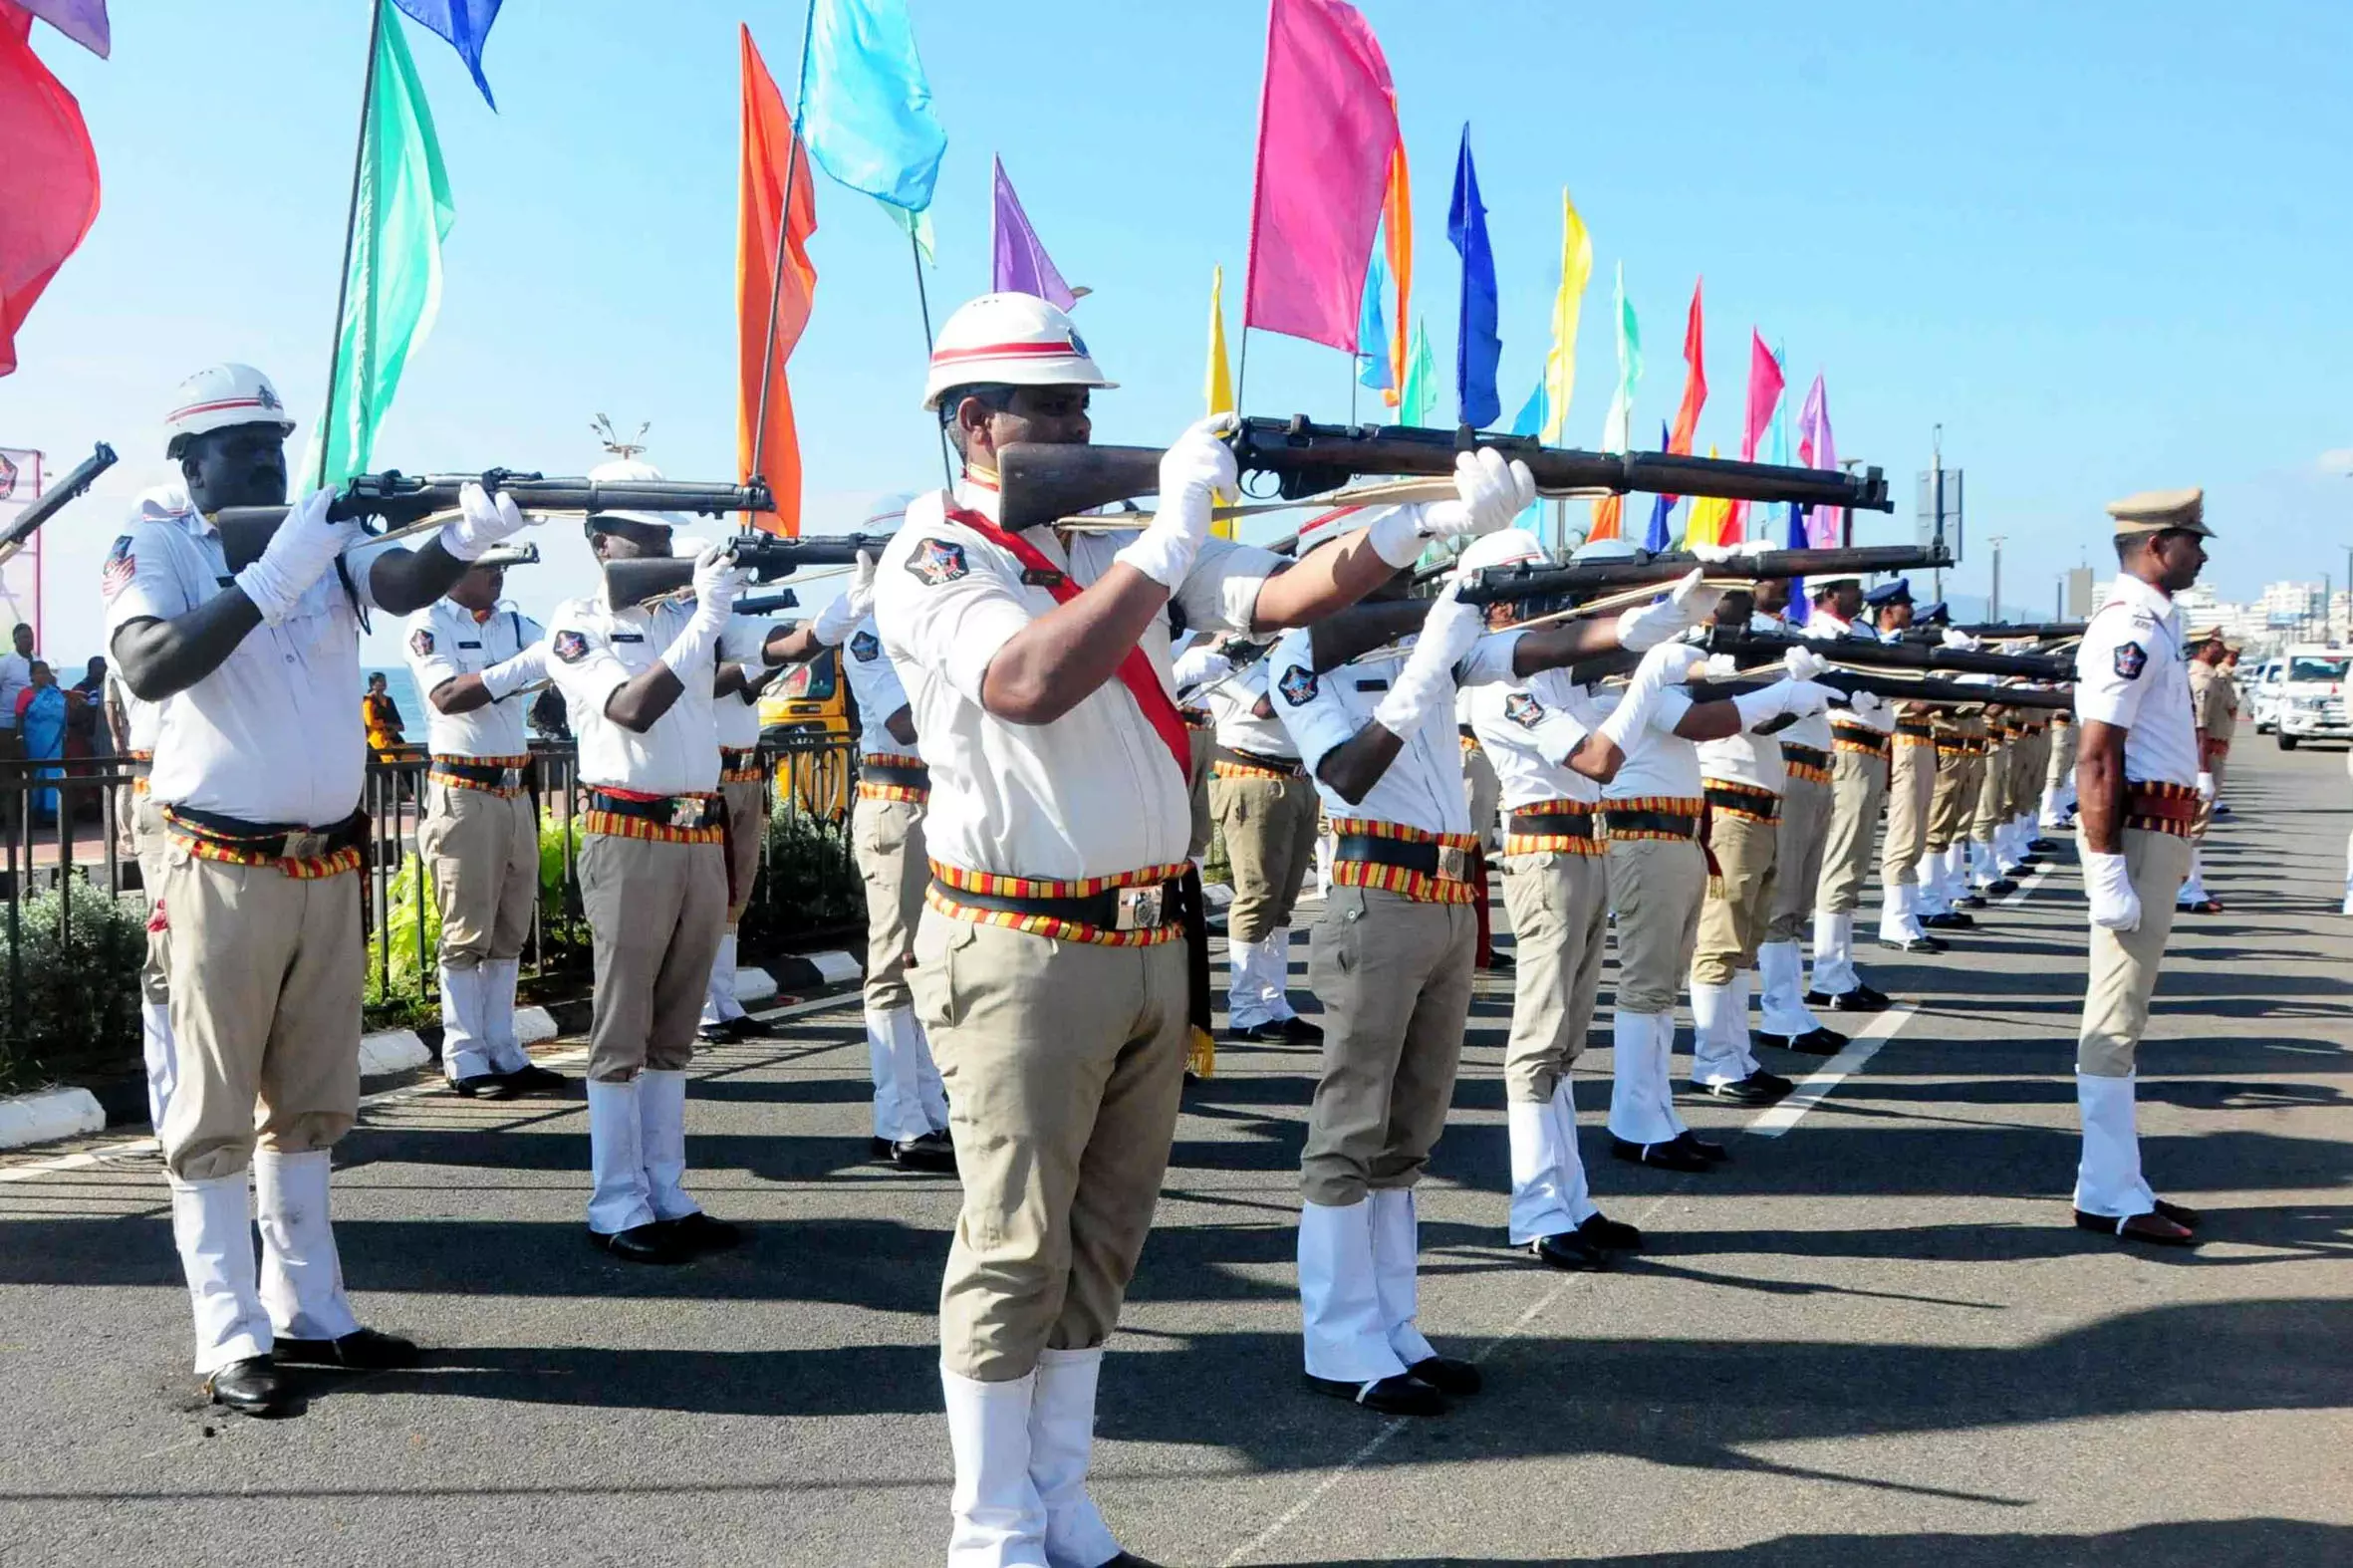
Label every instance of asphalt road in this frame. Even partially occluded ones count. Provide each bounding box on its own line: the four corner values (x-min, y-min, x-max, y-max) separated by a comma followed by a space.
2, 746, 2347, 1567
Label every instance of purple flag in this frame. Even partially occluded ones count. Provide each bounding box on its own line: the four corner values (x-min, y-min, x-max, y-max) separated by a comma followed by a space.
990, 155, 1076, 311
1796, 373, 1840, 548
17, 1, 109, 58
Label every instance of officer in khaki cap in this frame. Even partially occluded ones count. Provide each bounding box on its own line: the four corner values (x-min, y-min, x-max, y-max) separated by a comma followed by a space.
2070, 487, 2213, 1246
2177, 624, 2234, 914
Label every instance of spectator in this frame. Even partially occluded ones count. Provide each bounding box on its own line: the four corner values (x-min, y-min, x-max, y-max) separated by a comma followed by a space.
0, 622, 31, 827
363, 671, 407, 757
15, 659, 67, 823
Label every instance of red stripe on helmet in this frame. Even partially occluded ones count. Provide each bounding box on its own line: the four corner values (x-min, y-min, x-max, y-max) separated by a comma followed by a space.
928, 340, 1083, 366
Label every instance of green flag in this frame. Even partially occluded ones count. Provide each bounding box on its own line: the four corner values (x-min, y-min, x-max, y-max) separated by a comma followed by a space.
309, 0, 455, 488
1599, 262, 1641, 453
1400, 318, 1437, 427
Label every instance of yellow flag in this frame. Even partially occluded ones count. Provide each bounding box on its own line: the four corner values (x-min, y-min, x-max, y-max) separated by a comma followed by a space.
1205, 264, 1236, 536
1539, 187, 1594, 445
1685, 444, 1733, 547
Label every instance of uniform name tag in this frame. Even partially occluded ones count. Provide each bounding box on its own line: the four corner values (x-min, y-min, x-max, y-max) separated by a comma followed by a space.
613, 632, 647, 645
1020, 567, 1065, 589
458, 641, 481, 651
1355, 678, 1390, 692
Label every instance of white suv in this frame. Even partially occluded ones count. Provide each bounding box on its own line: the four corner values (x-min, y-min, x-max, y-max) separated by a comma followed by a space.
2276, 647, 2351, 749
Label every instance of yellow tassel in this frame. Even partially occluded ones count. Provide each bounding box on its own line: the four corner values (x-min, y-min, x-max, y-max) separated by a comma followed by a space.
1187, 1026, 1217, 1080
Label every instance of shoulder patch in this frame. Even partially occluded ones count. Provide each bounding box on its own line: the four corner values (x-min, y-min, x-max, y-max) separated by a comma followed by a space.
553, 630, 589, 664
2112, 641, 2147, 680
907, 538, 968, 586
408, 628, 435, 658
849, 628, 882, 662
101, 535, 136, 599
1504, 691, 1545, 728
1277, 663, 1320, 706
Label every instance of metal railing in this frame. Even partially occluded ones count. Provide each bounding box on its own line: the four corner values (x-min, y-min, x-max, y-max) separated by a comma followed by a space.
0, 731, 861, 1090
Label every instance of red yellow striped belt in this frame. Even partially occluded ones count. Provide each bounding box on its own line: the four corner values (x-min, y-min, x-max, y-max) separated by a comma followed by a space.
719, 746, 765, 785
1329, 817, 1481, 905
1213, 747, 1306, 782
1831, 722, 1890, 760
163, 805, 366, 880
1503, 800, 1603, 858
925, 859, 1191, 946
1601, 795, 1705, 843
1702, 779, 1781, 824
130, 749, 153, 795
1780, 743, 1833, 786
581, 788, 724, 846
2124, 781, 2201, 840
427, 752, 531, 798
857, 752, 930, 804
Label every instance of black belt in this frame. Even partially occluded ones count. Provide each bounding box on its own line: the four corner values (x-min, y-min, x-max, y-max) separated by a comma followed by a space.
1335, 834, 1474, 882
1781, 744, 1829, 772
1896, 720, 1934, 739
930, 875, 1182, 932
1224, 747, 1305, 777
1704, 785, 1781, 822
861, 759, 931, 790
1602, 809, 1700, 839
587, 790, 723, 831
1506, 809, 1596, 840
166, 806, 367, 861
431, 757, 527, 788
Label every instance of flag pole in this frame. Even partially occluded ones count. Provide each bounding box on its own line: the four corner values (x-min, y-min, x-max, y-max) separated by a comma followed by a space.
315, 0, 387, 489
909, 226, 953, 487
749, 0, 820, 512
1233, 326, 1251, 414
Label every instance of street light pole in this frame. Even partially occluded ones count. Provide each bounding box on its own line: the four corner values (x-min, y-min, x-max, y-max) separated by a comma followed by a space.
1837, 458, 1862, 550
1987, 533, 2005, 623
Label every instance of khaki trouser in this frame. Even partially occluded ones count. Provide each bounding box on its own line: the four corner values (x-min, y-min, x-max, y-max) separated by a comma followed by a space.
1971, 739, 2009, 841
157, 843, 364, 1182
1693, 805, 1778, 985
1606, 836, 1706, 1013
131, 791, 169, 1005
2047, 719, 2078, 795
1766, 774, 1832, 943
910, 911, 1189, 1382
1302, 886, 1477, 1206
854, 793, 927, 1013
1461, 740, 1501, 849
580, 832, 728, 1083
1879, 734, 1936, 881
1927, 745, 1981, 853
1210, 771, 1319, 944
720, 777, 770, 923
1498, 851, 1609, 1103
2020, 727, 2051, 815
1186, 731, 1214, 860
418, 782, 537, 967
1817, 744, 1887, 915
2077, 827, 2194, 1077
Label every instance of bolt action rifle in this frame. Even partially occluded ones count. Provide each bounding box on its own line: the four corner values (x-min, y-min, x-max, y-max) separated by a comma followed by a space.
1453, 544, 1949, 607
0, 442, 118, 567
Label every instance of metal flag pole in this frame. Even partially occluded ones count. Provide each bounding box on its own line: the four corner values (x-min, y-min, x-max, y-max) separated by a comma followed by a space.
908, 226, 953, 487
748, 0, 821, 521
314, 0, 388, 489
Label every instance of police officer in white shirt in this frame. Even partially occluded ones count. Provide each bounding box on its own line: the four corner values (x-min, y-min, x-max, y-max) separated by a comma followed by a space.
2070, 487, 2214, 1247
108, 641, 176, 1129
1748, 580, 1848, 1054
876, 292, 1499, 1568
404, 558, 554, 1097
107, 364, 531, 1417
696, 606, 785, 1045
1801, 574, 1898, 1011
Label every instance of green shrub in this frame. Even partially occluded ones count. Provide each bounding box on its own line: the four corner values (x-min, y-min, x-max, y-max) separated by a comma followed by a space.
740, 802, 863, 946
0, 876, 148, 1092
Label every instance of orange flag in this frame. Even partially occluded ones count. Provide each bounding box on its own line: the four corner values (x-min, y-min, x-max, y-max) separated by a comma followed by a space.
1381, 140, 1412, 405
1666, 276, 1705, 457
1587, 494, 1623, 541
737, 25, 818, 536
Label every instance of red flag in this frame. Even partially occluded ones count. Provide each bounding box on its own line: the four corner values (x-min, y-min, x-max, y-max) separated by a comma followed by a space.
1243, 0, 1402, 354
0, 11, 101, 378
1730, 329, 1784, 541
1666, 277, 1705, 456
736, 25, 817, 536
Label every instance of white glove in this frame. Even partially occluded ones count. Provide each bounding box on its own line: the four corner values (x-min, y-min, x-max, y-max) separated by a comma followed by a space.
1118, 413, 1237, 589
1732, 677, 1831, 729
1703, 652, 1741, 679
438, 482, 534, 563
1689, 541, 1737, 565
810, 550, 877, 647
1596, 641, 1703, 751
1782, 646, 1829, 682
1616, 568, 1721, 651
480, 642, 550, 701
1846, 688, 1892, 727
1370, 447, 1537, 566
2196, 770, 2216, 801
1371, 585, 1485, 736
1735, 537, 1775, 559
660, 544, 747, 675
235, 486, 362, 625
1941, 628, 1982, 653
2084, 849, 2141, 931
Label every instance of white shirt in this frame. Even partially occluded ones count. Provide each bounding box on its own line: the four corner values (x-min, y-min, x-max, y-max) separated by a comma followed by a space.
1600, 688, 1702, 802
873, 481, 1284, 880
1755, 611, 1831, 750
1805, 608, 1892, 734
0, 652, 29, 731
1698, 700, 1786, 793
714, 615, 772, 750
103, 482, 383, 826
107, 670, 161, 754
543, 590, 721, 795
1270, 629, 1524, 833
404, 598, 544, 758
1207, 656, 1297, 760
1464, 668, 1604, 810
841, 614, 921, 760
2076, 573, 2198, 787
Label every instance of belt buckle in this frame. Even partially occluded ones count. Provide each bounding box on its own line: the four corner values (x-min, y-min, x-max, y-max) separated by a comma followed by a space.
501, 766, 522, 791
1115, 885, 1165, 931
1436, 845, 1470, 883
280, 830, 328, 861
668, 797, 703, 830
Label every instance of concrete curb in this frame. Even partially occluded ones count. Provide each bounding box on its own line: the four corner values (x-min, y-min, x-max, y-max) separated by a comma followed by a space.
763, 950, 861, 994
0, 1087, 108, 1151
357, 1028, 431, 1078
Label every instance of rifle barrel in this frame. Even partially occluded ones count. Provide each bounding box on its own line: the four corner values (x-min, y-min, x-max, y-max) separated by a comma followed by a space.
1709, 626, 2070, 681
0, 441, 118, 561
1455, 545, 1947, 606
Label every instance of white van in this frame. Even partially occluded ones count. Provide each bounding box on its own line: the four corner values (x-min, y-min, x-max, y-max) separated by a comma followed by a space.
2248, 655, 2285, 733
2275, 646, 2350, 749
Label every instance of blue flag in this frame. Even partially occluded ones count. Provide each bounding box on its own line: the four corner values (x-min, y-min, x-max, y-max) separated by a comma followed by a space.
1644, 421, 1674, 551
801, 0, 948, 212
392, 0, 502, 110
1359, 251, 1393, 391
1446, 125, 1500, 428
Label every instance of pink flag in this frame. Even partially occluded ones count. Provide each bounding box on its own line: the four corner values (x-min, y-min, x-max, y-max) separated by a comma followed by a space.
990, 154, 1076, 312
16, 2, 108, 59
1796, 373, 1841, 549
0, 9, 101, 377
1242, 0, 1401, 353
1730, 330, 1784, 541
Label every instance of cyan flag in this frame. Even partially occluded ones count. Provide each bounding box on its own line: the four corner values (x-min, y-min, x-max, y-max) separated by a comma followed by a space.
1509, 378, 1545, 527
1446, 125, 1500, 427
801, 0, 947, 212
392, 0, 502, 110
1359, 251, 1393, 391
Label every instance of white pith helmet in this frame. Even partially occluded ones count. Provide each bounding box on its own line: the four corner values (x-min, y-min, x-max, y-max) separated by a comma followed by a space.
1453, 526, 1547, 577
921, 292, 1115, 411
585, 457, 684, 536
1570, 536, 1647, 565
164, 364, 295, 455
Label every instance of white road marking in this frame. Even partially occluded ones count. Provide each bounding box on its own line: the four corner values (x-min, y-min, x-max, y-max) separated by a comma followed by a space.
2000, 862, 2056, 907
1747, 1003, 1917, 1139
0, 988, 863, 1185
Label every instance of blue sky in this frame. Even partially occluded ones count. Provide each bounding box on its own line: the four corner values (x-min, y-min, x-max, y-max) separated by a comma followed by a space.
5, 0, 2352, 665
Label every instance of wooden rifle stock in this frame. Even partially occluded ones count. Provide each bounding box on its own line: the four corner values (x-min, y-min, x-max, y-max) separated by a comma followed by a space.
1454, 545, 1948, 606
995, 415, 1895, 531
0, 441, 117, 566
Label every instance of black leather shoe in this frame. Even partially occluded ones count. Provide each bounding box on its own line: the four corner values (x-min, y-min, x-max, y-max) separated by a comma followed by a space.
1609, 1136, 1711, 1174
1231, 1016, 1323, 1044
1529, 1230, 1614, 1272
1305, 1372, 1447, 1417
1877, 933, 1949, 954
1673, 1131, 1729, 1165
1807, 985, 1891, 1012
446, 1073, 518, 1101
206, 1356, 294, 1417
1099, 1555, 1165, 1568
1407, 1355, 1482, 1396
1481, 950, 1515, 972
1693, 1072, 1789, 1107
2073, 1207, 2196, 1247
1576, 1211, 1643, 1252
696, 1024, 731, 1044
1959, 892, 1988, 909
2177, 898, 2222, 915
1922, 911, 1974, 929
659, 1211, 744, 1253
272, 1327, 419, 1371
723, 1013, 777, 1039
1267, 1015, 1323, 1043
590, 1222, 691, 1264
497, 1063, 568, 1095
2153, 1197, 2202, 1229
1758, 1025, 1847, 1056
2028, 838, 2056, 854
873, 1129, 957, 1174
1982, 878, 2018, 898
